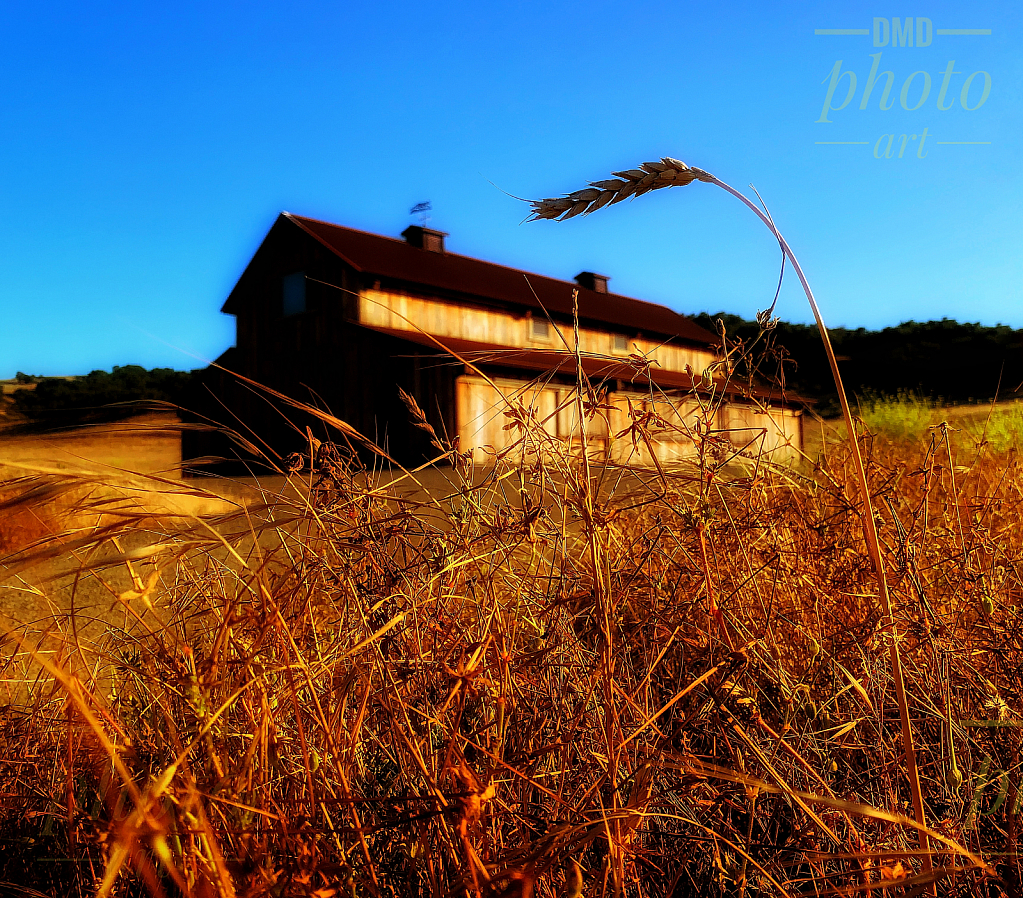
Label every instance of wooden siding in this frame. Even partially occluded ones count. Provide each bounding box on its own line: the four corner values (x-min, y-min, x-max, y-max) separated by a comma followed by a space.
456, 375, 802, 467
360, 289, 717, 375
718, 403, 803, 460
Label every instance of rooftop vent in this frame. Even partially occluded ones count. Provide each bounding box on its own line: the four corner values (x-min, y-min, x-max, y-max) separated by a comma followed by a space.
575, 271, 609, 293
402, 225, 448, 253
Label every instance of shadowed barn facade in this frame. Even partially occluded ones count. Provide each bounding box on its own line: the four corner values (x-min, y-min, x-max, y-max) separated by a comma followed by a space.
183, 214, 803, 471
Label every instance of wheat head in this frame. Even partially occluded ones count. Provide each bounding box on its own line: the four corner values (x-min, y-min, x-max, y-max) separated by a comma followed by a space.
527, 157, 715, 221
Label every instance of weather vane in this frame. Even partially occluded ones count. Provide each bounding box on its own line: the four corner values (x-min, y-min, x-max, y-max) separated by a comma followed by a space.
409, 201, 432, 225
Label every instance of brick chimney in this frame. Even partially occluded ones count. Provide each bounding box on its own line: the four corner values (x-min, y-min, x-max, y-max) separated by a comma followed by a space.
575, 271, 609, 293
402, 225, 448, 253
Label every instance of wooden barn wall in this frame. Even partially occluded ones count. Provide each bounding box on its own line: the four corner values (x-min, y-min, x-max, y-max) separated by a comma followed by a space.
361, 289, 718, 376
717, 402, 803, 460
456, 375, 802, 466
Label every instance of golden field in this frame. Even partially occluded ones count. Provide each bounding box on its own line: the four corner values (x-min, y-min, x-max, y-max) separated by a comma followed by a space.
0, 390, 1022, 897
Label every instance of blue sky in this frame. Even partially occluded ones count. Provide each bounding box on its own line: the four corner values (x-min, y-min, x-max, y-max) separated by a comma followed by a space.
1, 0, 1019, 377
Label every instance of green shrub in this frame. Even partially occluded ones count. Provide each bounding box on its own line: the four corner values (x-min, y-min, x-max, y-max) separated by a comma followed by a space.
963, 404, 1023, 454
858, 390, 938, 442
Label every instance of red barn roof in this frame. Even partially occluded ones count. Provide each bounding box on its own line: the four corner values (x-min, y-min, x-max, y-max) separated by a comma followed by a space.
249, 214, 718, 346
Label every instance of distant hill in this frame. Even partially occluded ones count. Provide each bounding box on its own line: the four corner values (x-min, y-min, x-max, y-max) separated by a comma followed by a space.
693, 315, 1023, 414
5, 366, 199, 428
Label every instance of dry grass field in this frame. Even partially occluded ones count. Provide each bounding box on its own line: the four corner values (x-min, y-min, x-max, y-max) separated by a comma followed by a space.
0, 385, 1022, 897
0, 413, 181, 476
0, 414, 235, 635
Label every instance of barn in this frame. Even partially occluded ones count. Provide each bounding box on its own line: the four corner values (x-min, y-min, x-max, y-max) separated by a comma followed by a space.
183, 214, 803, 471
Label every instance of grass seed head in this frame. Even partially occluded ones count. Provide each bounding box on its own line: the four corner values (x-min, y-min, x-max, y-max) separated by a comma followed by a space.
527, 157, 714, 220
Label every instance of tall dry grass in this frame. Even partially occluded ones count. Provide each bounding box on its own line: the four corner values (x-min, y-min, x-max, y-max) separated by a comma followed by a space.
1, 345, 1022, 896
531, 156, 940, 881
0, 158, 1020, 896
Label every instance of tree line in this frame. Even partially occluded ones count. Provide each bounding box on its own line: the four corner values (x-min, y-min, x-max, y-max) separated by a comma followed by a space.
692, 315, 1023, 414
9, 365, 200, 426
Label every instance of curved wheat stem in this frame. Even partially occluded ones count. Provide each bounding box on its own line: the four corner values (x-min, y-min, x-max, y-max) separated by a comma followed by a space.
528, 159, 935, 889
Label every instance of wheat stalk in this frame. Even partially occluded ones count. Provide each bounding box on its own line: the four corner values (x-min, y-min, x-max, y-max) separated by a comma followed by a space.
528, 159, 936, 892
527, 158, 715, 221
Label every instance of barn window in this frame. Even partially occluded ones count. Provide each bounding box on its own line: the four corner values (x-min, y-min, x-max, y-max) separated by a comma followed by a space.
282, 272, 306, 316
612, 333, 629, 353
530, 317, 550, 340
